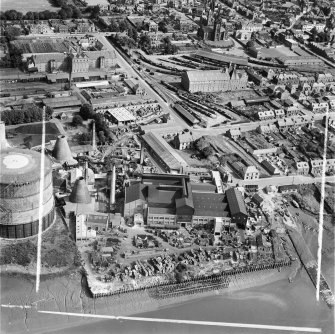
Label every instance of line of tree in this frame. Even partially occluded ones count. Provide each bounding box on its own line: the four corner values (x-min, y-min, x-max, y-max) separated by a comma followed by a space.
1, 105, 53, 125
78, 104, 113, 143
0, 2, 82, 21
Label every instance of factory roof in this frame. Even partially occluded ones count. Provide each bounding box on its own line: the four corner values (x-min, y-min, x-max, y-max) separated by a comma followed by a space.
148, 207, 175, 214
107, 107, 136, 122
183, 69, 245, 83
191, 183, 217, 193
0, 148, 52, 185
124, 182, 146, 204
86, 213, 108, 225
194, 50, 248, 66
192, 192, 229, 217
71, 145, 94, 154
148, 185, 182, 208
142, 132, 188, 171
225, 188, 247, 217
43, 96, 81, 109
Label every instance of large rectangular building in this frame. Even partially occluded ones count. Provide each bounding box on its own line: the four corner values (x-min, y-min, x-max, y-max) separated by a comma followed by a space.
181, 69, 248, 93
142, 132, 188, 173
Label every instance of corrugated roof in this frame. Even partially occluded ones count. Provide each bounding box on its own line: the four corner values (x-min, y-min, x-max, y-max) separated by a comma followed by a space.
226, 188, 247, 217
191, 183, 216, 193
124, 182, 146, 204
148, 185, 181, 208
142, 132, 187, 171
192, 192, 229, 217
194, 50, 248, 66
184, 69, 230, 82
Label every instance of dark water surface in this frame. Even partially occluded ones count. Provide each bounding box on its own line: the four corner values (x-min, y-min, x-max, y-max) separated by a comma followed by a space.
48, 271, 334, 334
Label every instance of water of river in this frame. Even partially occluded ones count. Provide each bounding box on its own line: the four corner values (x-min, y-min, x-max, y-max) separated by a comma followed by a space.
48, 270, 334, 334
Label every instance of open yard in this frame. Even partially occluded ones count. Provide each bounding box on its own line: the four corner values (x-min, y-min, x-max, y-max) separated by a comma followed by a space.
1, 0, 58, 13
6, 121, 61, 148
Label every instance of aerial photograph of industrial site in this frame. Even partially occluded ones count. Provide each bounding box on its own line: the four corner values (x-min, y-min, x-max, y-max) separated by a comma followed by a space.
0, 0, 334, 333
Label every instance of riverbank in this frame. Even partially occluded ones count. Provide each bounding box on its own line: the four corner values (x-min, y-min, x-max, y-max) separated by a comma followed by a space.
1, 264, 297, 334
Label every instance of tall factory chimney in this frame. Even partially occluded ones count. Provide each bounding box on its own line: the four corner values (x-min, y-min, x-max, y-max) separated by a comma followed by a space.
84, 160, 89, 183
140, 145, 145, 164
0, 121, 9, 150
110, 165, 116, 207
69, 177, 91, 204
52, 135, 77, 165
92, 121, 96, 150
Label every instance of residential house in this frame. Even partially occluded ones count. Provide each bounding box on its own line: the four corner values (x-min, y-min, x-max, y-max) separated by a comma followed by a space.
174, 132, 194, 150
257, 124, 279, 134
311, 82, 326, 94
278, 185, 298, 193
285, 105, 300, 116
274, 108, 285, 118
258, 110, 275, 121
316, 73, 334, 83
310, 101, 329, 113
293, 90, 308, 102
228, 129, 242, 141
295, 161, 309, 175
261, 160, 280, 175
309, 159, 335, 176
231, 162, 260, 180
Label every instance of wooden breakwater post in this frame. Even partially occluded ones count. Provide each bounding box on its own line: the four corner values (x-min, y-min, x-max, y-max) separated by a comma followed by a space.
90, 260, 292, 299
287, 228, 334, 308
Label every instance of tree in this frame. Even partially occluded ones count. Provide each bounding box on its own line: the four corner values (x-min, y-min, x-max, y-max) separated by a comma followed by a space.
5, 26, 21, 41
90, 5, 100, 19
25, 11, 35, 20
72, 7, 82, 19
119, 19, 128, 32
77, 132, 92, 144
158, 21, 168, 33
72, 114, 83, 126
109, 20, 120, 32
128, 27, 138, 41
246, 40, 255, 49
79, 104, 94, 120
98, 130, 106, 144
58, 8, 68, 19
45, 106, 54, 120
9, 45, 23, 68
203, 146, 214, 158
139, 34, 151, 49
162, 36, 177, 54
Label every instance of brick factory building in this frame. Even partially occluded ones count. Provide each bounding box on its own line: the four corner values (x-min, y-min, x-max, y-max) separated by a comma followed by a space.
181, 68, 248, 93
124, 174, 248, 229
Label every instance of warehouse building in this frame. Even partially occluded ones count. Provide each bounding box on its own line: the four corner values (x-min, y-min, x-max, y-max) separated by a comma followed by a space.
225, 188, 248, 228
142, 132, 188, 173
181, 68, 248, 93
124, 174, 248, 229
106, 107, 136, 126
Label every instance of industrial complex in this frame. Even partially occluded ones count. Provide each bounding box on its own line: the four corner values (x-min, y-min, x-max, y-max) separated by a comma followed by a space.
0, 0, 334, 332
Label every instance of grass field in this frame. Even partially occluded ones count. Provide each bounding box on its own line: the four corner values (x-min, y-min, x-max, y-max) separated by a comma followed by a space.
0, 0, 57, 13
7, 122, 61, 148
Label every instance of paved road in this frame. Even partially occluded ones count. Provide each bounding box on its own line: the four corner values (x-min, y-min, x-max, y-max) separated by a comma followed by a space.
190, 112, 334, 138
233, 174, 335, 188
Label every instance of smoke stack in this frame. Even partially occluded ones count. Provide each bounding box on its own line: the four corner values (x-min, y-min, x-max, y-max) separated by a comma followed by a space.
92, 121, 96, 150
140, 145, 145, 164
84, 160, 89, 183
0, 121, 9, 150
52, 135, 77, 165
69, 176, 91, 204
110, 165, 116, 206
